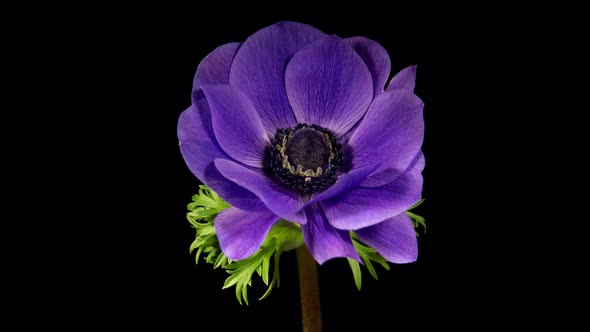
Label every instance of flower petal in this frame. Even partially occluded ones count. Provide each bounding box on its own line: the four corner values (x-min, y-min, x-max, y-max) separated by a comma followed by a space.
349, 89, 424, 186
214, 158, 307, 224
321, 153, 424, 230
215, 206, 279, 260
305, 165, 377, 207
359, 168, 404, 188
229, 21, 326, 133
345, 36, 391, 96
285, 36, 373, 136
386, 65, 417, 92
360, 150, 423, 188
301, 205, 360, 265
355, 213, 418, 264
203, 85, 269, 168
177, 100, 265, 211
192, 42, 241, 102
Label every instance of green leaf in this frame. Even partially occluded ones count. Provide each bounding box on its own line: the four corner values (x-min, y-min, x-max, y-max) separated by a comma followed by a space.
222, 221, 303, 304
347, 259, 362, 291
346, 198, 426, 289
260, 250, 282, 300
189, 185, 427, 302
266, 220, 304, 252
347, 233, 391, 290
187, 186, 304, 305
222, 245, 272, 305
406, 198, 427, 236
261, 255, 270, 285
408, 198, 425, 210
406, 211, 427, 236
187, 185, 231, 267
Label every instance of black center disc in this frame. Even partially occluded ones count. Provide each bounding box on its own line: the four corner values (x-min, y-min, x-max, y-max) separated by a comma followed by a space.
269, 124, 343, 194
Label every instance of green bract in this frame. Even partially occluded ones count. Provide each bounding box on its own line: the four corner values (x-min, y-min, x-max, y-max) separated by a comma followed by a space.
187, 185, 426, 304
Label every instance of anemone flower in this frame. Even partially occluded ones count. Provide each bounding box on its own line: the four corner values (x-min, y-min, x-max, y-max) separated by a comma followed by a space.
178, 21, 424, 267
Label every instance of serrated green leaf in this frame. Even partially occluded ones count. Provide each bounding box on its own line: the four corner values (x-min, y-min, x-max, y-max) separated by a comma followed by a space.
189, 186, 425, 303
219, 221, 304, 304
347, 259, 362, 291
213, 255, 225, 269
408, 198, 425, 210
406, 198, 427, 236
222, 250, 270, 305
261, 255, 270, 285
235, 285, 243, 305
187, 185, 232, 270
242, 284, 249, 306
267, 220, 304, 252
346, 199, 425, 290
188, 185, 305, 304
362, 256, 379, 280
348, 233, 391, 290
189, 238, 200, 254
406, 211, 427, 235
260, 250, 282, 300
222, 272, 241, 289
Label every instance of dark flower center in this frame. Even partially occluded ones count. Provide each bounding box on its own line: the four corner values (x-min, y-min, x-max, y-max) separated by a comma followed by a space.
269, 124, 343, 194
285, 128, 330, 170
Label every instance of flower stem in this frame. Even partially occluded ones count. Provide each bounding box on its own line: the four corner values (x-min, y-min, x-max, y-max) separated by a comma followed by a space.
296, 246, 322, 332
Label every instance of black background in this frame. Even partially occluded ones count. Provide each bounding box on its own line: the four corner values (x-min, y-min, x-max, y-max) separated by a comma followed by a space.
2, 4, 588, 330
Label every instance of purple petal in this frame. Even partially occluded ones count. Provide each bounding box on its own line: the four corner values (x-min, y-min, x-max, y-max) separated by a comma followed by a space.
345, 36, 391, 96
203, 85, 269, 168
349, 89, 424, 186
192, 42, 241, 103
177, 100, 265, 211
285, 36, 373, 136
301, 205, 360, 264
321, 153, 424, 230
359, 168, 404, 188
355, 213, 418, 264
215, 206, 279, 260
386, 65, 417, 92
214, 158, 307, 224
305, 165, 377, 207
360, 151, 423, 188
229, 21, 326, 133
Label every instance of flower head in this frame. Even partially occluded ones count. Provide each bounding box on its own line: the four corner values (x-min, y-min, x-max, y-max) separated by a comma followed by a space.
178, 21, 424, 265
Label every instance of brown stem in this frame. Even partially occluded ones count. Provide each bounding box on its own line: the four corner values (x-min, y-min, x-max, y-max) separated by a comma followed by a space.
296, 246, 322, 332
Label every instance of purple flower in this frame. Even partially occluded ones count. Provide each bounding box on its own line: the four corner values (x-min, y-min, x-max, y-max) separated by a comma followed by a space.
178, 22, 424, 264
